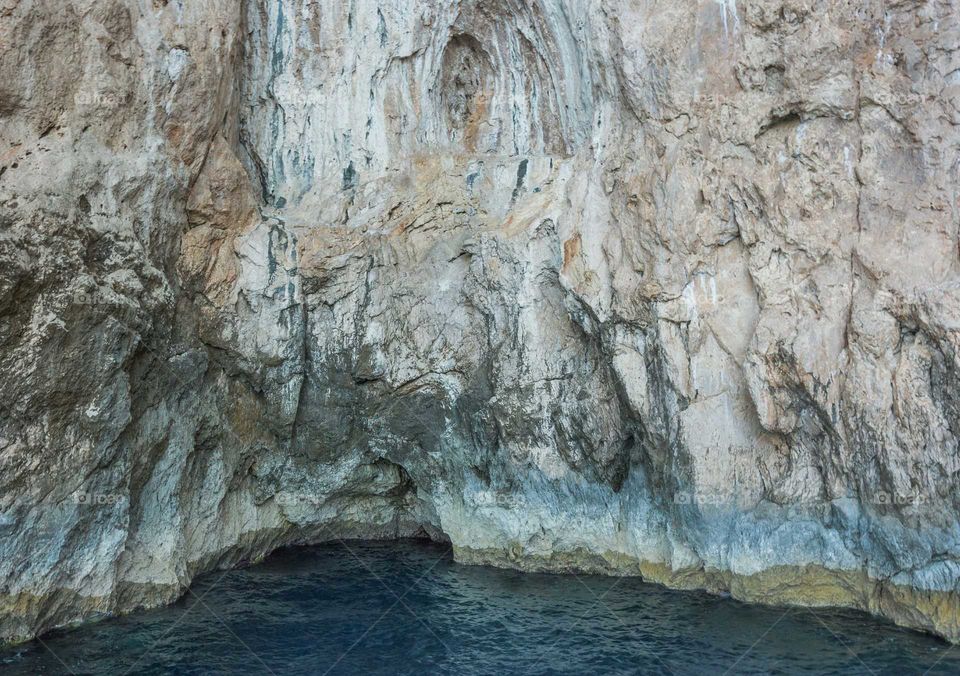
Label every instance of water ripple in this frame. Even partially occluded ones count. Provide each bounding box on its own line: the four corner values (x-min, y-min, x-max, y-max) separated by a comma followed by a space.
2, 540, 958, 675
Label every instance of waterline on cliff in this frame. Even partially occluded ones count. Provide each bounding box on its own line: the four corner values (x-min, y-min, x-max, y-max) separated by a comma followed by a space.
2, 540, 958, 675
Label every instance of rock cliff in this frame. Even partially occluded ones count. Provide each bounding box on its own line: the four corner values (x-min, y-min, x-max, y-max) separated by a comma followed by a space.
1, 0, 959, 644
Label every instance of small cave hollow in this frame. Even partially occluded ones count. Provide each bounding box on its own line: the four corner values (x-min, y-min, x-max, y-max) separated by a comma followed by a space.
439, 33, 494, 151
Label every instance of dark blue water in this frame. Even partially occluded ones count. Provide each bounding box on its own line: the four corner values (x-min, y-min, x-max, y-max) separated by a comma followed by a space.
2, 540, 958, 675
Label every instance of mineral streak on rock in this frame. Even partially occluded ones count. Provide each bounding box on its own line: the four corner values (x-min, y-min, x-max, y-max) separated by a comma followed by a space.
1, 0, 959, 645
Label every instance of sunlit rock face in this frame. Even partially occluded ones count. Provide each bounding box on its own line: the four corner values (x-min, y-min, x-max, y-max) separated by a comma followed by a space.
1, 0, 959, 644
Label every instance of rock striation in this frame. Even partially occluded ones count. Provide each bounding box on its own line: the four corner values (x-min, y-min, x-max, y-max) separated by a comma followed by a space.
1, 0, 959, 644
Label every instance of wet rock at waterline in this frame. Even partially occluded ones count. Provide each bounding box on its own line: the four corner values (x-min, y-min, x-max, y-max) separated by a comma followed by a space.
1, 0, 959, 645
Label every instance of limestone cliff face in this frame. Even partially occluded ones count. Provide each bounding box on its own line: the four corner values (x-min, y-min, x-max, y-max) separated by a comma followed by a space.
1, 0, 959, 644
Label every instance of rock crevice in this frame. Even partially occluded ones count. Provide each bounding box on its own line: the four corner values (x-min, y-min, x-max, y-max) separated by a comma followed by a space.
1, 0, 959, 645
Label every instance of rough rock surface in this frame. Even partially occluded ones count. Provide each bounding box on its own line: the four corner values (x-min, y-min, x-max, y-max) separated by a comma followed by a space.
1, 0, 959, 644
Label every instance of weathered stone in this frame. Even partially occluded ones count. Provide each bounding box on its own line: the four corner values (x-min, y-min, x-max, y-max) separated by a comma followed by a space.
1, 0, 958, 645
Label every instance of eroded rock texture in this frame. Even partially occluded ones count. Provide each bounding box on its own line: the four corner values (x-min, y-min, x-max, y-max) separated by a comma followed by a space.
1, 0, 959, 644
